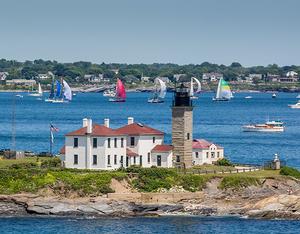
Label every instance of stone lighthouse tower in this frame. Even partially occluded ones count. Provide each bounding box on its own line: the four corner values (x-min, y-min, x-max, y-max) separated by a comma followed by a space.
172, 83, 193, 169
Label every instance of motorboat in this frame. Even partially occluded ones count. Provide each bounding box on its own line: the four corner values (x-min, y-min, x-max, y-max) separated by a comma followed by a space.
242, 120, 284, 132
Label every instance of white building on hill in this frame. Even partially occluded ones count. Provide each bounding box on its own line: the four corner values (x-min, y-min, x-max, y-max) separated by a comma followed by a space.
61, 117, 173, 170
192, 139, 224, 165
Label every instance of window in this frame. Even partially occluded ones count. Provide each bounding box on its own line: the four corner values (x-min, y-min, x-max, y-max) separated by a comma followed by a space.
211, 152, 215, 158
120, 156, 124, 167
152, 137, 155, 143
93, 138, 97, 148
114, 138, 117, 148
195, 152, 199, 158
130, 137, 135, 146
107, 155, 111, 165
140, 155, 142, 166
93, 155, 97, 165
134, 156, 136, 164
147, 153, 151, 163
114, 155, 117, 165
176, 155, 180, 162
187, 133, 190, 140
206, 152, 209, 158
217, 152, 220, 158
157, 155, 161, 167
107, 138, 111, 148
74, 154, 78, 165
73, 138, 78, 148
121, 138, 124, 148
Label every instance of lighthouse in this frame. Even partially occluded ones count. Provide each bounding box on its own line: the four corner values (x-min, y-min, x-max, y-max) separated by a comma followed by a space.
172, 83, 193, 169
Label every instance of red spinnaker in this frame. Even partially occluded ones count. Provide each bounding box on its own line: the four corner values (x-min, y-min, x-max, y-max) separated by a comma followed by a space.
116, 79, 126, 99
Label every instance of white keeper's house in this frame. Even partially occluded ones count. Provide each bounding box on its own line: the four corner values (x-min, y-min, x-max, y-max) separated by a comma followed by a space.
60, 117, 174, 170
60, 117, 225, 169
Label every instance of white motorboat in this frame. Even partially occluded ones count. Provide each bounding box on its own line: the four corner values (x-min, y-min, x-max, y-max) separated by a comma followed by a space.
15, 94, 23, 98
245, 96, 252, 99
272, 93, 277, 98
103, 89, 116, 97
242, 120, 284, 132
288, 100, 300, 109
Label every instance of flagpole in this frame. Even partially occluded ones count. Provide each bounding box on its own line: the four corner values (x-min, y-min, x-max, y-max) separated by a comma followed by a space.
49, 124, 52, 156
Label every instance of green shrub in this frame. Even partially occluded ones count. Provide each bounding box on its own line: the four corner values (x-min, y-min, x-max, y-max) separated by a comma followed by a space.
219, 175, 260, 190
280, 166, 300, 179
41, 157, 61, 168
8, 162, 38, 169
179, 175, 209, 192
216, 158, 233, 166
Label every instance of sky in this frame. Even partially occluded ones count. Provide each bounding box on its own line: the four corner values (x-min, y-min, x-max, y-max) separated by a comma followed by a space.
0, 0, 299, 66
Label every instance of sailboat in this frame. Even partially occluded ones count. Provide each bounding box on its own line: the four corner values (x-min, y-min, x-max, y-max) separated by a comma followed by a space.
190, 77, 201, 100
52, 80, 72, 103
45, 79, 55, 102
109, 79, 126, 102
45, 79, 72, 103
148, 78, 166, 103
28, 83, 43, 97
213, 78, 233, 101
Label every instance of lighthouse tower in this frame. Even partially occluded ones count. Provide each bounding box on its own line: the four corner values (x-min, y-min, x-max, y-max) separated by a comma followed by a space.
172, 83, 193, 169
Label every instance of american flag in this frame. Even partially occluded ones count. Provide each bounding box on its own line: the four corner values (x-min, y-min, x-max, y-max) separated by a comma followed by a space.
50, 124, 59, 132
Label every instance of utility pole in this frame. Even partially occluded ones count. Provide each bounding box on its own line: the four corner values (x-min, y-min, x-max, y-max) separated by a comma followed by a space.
11, 91, 16, 151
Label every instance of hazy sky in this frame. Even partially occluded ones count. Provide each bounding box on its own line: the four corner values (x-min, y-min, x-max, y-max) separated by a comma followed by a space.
0, 0, 299, 66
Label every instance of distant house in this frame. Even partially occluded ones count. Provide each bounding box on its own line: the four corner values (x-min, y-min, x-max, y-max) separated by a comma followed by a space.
286, 71, 298, 77
0, 72, 9, 81
6, 79, 36, 86
84, 74, 104, 83
244, 74, 263, 83
192, 139, 224, 165
157, 76, 170, 83
37, 73, 50, 80
266, 74, 280, 82
266, 73, 298, 83
141, 76, 151, 82
111, 69, 119, 75
173, 74, 186, 81
202, 72, 223, 82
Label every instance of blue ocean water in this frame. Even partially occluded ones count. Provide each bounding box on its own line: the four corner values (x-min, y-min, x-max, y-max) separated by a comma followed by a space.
0, 216, 299, 234
0, 92, 299, 167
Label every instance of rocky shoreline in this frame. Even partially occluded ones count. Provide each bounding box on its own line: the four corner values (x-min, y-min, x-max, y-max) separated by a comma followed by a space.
1, 178, 300, 220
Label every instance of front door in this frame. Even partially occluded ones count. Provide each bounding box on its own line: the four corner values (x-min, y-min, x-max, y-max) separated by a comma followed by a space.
157, 155, 161, 167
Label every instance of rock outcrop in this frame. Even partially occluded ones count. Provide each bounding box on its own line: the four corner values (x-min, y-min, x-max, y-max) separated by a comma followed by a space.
0, 178, 299, 219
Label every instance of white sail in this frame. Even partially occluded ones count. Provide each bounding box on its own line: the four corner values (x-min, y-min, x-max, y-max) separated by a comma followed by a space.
297, 94, 300, 98
157, 78, 166, 98
62, 80, 72, 101
215, 79, 222, 99
38, 83, 43, 95
193, 77, 201, 93
190, 78, 194, 96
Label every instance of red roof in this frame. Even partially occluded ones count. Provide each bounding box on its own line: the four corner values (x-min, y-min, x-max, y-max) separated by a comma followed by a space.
115, 123, 164, 136
152, 144, 173, 152
66, 124, 122, 136
60, 145, 65, 154
192, 139, 223, 149
126, 148, 139, 157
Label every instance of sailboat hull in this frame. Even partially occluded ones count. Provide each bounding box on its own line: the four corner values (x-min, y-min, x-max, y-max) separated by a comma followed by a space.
109, 98, 125, 102
148, 98, 164, 103
28, 93, 42, 97
212, 98, 230, 101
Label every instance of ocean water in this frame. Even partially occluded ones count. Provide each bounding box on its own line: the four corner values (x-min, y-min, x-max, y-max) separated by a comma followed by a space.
0, 216, 299, 234
0, 91, 299, 167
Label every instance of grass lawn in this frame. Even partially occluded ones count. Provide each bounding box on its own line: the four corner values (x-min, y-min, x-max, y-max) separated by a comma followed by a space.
0, 157, 52, 168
